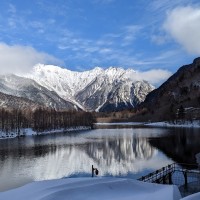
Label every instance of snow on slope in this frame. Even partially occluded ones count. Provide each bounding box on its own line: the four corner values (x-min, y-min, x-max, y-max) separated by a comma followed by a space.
0, 91, 39, 110
25, 64, 154, 111
29, 64, 103, 98
0, 178, 181, 200
0, 74, 77, 110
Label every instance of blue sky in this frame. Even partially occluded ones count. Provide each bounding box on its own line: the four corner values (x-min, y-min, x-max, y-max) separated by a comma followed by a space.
0, 0, 200, 83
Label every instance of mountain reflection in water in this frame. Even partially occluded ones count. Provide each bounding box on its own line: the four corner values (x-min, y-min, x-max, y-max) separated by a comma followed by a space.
0, 128, 173, 191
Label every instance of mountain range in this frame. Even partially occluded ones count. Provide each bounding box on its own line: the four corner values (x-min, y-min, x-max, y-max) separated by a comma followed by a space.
1, 58, 199, 116
0, 64, 154, 111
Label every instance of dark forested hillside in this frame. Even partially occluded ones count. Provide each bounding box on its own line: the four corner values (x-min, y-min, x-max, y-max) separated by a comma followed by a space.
131, 58, 200, 122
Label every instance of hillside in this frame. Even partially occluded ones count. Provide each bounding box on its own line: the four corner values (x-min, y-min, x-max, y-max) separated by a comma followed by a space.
0, 91, 40, 110
0, 74, 78, 110
132, 58, 200, 121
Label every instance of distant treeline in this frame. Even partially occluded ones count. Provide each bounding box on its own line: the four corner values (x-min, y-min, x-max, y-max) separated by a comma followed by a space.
0, 108, 96, 135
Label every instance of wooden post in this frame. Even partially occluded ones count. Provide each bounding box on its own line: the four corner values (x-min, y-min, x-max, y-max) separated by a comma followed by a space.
92, 165, 94, 177
183, 170, 188, 187
163, 175, 166, 184
169, 172, 172, 184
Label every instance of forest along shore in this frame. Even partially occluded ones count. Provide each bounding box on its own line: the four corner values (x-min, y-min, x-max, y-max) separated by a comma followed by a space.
0, 108, 95, 139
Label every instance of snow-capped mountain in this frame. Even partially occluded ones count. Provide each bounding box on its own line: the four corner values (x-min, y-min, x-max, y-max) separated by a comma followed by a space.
25, 64, 154, 111
0, 74, 78, 110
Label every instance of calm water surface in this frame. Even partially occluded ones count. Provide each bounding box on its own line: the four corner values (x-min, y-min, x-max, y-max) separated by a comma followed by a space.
0, 126, 200, 191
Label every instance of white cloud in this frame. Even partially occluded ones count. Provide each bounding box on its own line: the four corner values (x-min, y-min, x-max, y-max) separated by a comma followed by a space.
8, 3, 16, 14
122, 25, 142, 46
135, 69, 172, 86
99, 48, 112, 54
0, 43, 63, 75
151, 34, 168, 45
164, 6, 200, 54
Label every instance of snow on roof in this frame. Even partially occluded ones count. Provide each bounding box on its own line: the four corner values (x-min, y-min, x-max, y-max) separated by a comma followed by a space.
0, 177, 182, 200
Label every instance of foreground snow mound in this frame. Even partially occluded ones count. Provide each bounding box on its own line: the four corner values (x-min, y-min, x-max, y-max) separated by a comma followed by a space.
0, 177, 181, 200
181, 192, 200, 200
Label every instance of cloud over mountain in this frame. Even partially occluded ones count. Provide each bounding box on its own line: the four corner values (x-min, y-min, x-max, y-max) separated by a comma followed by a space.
164, 6, 200, 55
0, 43, 63, 75
135, 69, 172, 86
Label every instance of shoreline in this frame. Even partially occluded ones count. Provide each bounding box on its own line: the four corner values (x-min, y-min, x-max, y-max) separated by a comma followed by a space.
95, 120, 200, 128
1, 120, 200, 140
144, 120, 200, 128
0, 126, 92, 140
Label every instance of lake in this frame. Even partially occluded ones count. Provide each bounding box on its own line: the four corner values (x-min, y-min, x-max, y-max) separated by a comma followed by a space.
0, 126, 200, 191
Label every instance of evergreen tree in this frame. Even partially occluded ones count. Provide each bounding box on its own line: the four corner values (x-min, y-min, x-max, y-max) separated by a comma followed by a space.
177, 105, 185, 120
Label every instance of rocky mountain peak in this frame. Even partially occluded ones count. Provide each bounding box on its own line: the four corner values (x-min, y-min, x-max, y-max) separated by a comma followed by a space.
24, 64, 154, 112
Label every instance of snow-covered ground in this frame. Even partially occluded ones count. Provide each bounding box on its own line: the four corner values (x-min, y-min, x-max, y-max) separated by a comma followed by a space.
95, 122, 144, 126
181, 192, 200, 200
145, 120, 200, 128
0, 126, 91, 139
96, 121, 200, 128
0, 177, 182, 200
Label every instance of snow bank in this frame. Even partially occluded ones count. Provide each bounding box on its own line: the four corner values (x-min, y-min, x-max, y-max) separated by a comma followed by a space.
145, 121, 200, 128
95, 122, 144, 126
0, 126, 91, 140
96, 121, 200, 128
25, 126, 91, 136
181, 192, 200, 200
0, 177, 181, 200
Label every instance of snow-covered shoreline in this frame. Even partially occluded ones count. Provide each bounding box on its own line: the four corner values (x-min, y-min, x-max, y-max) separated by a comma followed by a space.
95, 121, 200, 128
95, 122, 144, 126
145, 120, 200, 128
0, 126, 91, 140
2, 120, 199, 140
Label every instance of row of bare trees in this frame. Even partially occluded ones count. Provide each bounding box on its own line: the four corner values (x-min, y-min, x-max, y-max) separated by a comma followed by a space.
0, 109, 29, 135
32, 108, 95, 132
0, 108, 96, 135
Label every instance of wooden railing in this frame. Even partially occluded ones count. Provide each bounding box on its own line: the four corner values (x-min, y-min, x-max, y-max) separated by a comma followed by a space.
138, 163, 199, 185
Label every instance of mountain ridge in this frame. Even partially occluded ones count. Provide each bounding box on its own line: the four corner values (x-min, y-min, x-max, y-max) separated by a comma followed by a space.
0, 64, 155, 112
24, 64, 154, 111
